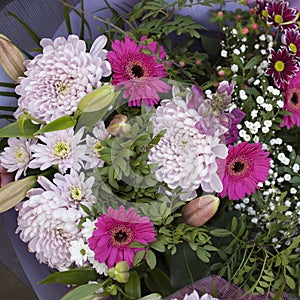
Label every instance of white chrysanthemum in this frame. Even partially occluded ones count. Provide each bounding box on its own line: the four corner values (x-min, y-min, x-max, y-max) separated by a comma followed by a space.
148, 86, 228, 193
87, 249, 108, 275
16, 190, 82, 270
29, 128, 88, 173
85, 121, 110, 169
0, 138, 35, 179
15, 35, 111, 123
37, 171, 95, 212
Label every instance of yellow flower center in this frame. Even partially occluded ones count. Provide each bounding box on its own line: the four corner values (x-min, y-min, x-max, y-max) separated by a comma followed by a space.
93, 141, 104, 158
15, 150, 25, 162
274, 14, 283, 24
274, 60, 285, 72
289, 43, 297, 54
262, 10, 268, 19
70, 186, 83, 201
53, 142, 70, 158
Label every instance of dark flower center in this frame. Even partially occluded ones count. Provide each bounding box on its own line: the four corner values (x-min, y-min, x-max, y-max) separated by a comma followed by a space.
228, 156, 252, 179
232, 161, 245, 173
291, 92, 298, 105
111, 225, 133, 247
289, 88, 300, 109
131, 64, 145, 78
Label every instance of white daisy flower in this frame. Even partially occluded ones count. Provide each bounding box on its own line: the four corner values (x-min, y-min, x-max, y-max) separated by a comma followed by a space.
70, 238, 90, 267
29, 127, 88, 173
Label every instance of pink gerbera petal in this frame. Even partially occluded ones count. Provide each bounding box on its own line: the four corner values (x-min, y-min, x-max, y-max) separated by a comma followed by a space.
88, 206, 156, 267
219, 142, 271, 200
107, 36, 170, 106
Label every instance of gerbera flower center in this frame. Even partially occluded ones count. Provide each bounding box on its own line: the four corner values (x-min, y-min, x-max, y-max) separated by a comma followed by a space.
289, 43, 297, 54
289, 88, 300, 109
130, 63, 145, 78
274, 14, 283, 24
228, 156, 253, 178
53, 142, 71, 158
274, 60, 285, 72
70, 185, 83, 201
111, 225, 133, 247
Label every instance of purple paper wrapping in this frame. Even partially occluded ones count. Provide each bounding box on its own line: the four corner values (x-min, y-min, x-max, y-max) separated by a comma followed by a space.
166, 275, 291, 300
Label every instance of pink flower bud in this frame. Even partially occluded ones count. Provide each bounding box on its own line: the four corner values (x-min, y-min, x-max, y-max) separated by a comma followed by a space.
0, 34, 26, 82
0, 165, 14, 187
106, 114, 130, 136
242, 27, 249, 35
180, 195, 220, 227
217, 11, 224, 17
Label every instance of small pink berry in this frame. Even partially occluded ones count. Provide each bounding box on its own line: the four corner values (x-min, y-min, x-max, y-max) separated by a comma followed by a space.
249, 8, 255, 14
242, 27, 249, 35
195, 59, 202, 65
251, 23, 259, 30
236, 14, 242, 21
179, 61, 185, 67
218, 70, 225, 77
217, 11, 224, 17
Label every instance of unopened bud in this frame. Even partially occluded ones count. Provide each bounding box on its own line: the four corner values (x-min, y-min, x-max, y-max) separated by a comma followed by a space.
108, 261, 130, 283
180, 195, 220, 227
0, 34, 26, 82
106, 114, 130, 136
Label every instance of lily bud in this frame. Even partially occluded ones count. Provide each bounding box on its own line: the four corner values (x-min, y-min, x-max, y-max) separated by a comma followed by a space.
180, 195, 220, 227
0, 34, 26, 82
0, 165, 14, 187
106, 114, 131, 136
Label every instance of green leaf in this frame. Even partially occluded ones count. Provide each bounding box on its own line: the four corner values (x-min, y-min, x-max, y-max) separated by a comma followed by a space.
285, 275, 296, 290
7, 11, 41, 46
210, 229, 231, 238
133, 250, 145, 267
60, 282, 103, 300
63, 6, 72, 35
34, 116, 76, 135
0, 119, 40, 138
146, 250, 157, 269
144, 268, 174, 297
0, 176, 37, 213
244, 55, 261, 70
151, 240, 166, 252
125, 270, 141, 299
39, 268, 99, 285
232, 53, 244, 70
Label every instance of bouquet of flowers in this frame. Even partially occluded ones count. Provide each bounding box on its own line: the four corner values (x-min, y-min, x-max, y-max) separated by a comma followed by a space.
0, 0, 299, 299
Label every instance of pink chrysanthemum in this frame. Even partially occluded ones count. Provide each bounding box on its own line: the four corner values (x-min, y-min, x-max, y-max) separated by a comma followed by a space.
107, 36, 170, 106
281, 70, 300, 128
15, 35, 111, 123
266, 48, 299, 89
219, 142, 271, 200
88, 206, 156, 268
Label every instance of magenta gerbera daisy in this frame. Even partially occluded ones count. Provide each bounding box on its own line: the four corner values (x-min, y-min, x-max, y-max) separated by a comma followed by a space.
219, 142, 271, 200
266, 0, 298, 31
88, 206, 156, 268
281, 70, 300, 128
107, 36, 170, 106
266, 48, 299, 89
